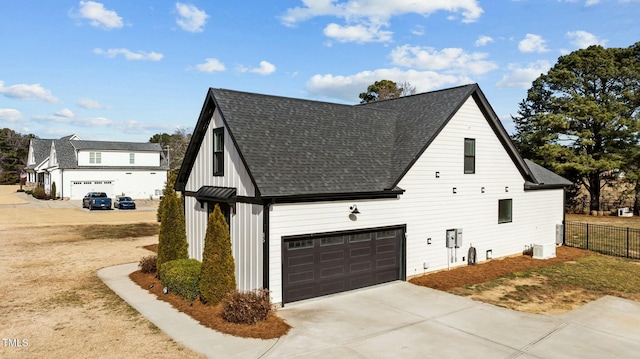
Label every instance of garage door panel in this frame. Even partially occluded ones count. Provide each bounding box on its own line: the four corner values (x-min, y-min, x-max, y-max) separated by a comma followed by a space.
287, 270, 315, 284
320, 265, 345, 279
376, 257, 397, 268
320, 250, 345, 262
283, 226, 404, 304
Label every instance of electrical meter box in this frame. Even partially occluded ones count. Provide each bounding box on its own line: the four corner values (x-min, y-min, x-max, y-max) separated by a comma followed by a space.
446, 228, 463, 248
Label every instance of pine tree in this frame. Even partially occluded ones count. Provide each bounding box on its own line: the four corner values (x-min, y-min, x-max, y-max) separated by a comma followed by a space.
199, 204, 236, 305
156, 178, 188, 273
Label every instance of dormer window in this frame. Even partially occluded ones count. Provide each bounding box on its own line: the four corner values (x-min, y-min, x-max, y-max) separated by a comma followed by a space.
90, 152, 102, 164
213, 128, 224, 176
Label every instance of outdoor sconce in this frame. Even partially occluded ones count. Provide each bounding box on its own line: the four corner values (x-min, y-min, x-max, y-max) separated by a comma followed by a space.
350, 204, 360, 214
452, 187, 457, 194
481, 187, 485, 193
486, 250, 493, 259
435, 171, 440, 178
427, 238, 432, 245
505, 186, 509, 192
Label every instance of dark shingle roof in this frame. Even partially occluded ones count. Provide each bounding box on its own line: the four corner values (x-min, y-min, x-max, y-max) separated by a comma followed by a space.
176, 84, 565, 198
70, 141, 162, 152
524, 159, 572, 188
212, 89, 398, 196
27, 139, 52, 168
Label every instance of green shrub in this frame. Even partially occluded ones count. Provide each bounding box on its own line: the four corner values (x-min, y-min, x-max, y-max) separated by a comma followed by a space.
51, 181, 57, 200
156, 176, 188, 273
159, 259, 202, 302
138, 255, 157, 273
221, 289, 272, 324
32, 186, 49, 200
199, 204, 236, 305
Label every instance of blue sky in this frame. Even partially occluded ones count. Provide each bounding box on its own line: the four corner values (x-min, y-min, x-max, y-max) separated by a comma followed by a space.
1, 0, 638, 142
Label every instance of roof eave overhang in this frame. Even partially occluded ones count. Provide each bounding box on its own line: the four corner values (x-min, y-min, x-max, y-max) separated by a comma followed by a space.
524, 182, 571, 190
264, 188, 405, 204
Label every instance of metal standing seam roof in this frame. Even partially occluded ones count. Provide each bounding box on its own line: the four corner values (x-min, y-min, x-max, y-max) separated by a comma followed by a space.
176, 84, 570, 198
195, 186, 237, 202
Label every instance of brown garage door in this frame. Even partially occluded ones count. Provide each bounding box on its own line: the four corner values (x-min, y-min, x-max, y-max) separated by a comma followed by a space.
282, 226, 404, 304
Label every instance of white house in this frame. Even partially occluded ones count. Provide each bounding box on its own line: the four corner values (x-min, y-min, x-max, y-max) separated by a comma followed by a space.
26, 134, 168, 200
175, 84, 571, 305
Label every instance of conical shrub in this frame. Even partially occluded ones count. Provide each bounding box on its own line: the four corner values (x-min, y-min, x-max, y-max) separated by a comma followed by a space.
156, 178, 188, 274
199, 204, 236, 305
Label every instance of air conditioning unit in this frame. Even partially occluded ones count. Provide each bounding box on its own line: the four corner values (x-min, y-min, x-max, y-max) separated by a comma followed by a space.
533, 243, 556, 260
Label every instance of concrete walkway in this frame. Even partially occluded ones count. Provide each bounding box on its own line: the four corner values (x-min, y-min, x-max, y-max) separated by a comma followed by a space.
99, 263, 640, 359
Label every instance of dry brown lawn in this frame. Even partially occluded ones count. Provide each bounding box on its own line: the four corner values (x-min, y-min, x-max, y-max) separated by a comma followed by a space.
0, 186, 204, 359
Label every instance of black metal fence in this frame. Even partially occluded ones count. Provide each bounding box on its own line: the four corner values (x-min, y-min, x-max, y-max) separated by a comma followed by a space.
565, 221, 640, 259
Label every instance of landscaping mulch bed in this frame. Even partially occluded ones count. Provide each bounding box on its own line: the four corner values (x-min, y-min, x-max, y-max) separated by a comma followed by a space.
129, 270, 291, 340
409, 246, 591, 291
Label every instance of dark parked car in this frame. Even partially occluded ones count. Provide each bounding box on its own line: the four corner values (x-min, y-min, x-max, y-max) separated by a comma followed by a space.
83, 192, 112, 210
114, 196, 136, 210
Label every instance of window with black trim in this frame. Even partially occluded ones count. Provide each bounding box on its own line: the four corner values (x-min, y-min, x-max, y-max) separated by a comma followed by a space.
498, 199, 512, 223
464, 138, 475, 174
213, 128, 224, 176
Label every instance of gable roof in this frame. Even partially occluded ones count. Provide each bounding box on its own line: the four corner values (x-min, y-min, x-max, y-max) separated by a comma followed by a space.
26, 135, 168, 171
176, 84, 567, 198
27, 138, 53, 169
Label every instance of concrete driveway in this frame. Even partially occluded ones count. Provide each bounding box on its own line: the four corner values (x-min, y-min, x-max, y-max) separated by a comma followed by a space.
265, 282, 640, 359
100, 263, 640, 359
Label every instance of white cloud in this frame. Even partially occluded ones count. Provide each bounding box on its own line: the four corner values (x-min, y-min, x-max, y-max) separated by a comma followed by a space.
566, 30, 607, 48
0, 109, 23, 122
94, 48, 163, 61
0, 81, 59, 103
306, 68, 467, 103
72, 1, 123, 30
518, 34, 548, 53
250, 61, 277, 75
323, 23, 392, 43
496, 60, 552, 89
475, 35, 494, 47
585, 0, 600, 5
390, 45, 497, 75
81, 117, 113, 126
77, 98, 104, 109
195, 58, 226, 73
281, 0, 483, 43
282, 0, 483, 26
55, 108, 74, 118
411, 25, 425, 36
176, 2, 209, 33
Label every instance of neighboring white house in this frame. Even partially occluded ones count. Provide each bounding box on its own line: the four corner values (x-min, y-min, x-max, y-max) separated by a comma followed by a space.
25, 134, 168, 200
175, 84, 572, 305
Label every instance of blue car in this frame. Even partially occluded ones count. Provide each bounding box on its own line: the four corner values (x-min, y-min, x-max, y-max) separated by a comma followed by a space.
114, 196, 136, 210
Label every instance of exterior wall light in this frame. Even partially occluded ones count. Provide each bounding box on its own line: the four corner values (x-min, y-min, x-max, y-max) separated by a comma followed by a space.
350, 204, 360, 214
505, 186, 509, 192
481, 187, 485, 193
453, 187, 457, 194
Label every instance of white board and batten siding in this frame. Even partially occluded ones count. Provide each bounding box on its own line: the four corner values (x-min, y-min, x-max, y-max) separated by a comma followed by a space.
268, 97, 564, 304
184, 109, 263, 291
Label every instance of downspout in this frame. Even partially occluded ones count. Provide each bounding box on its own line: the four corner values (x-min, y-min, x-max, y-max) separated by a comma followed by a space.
60, 169, 64, 199
262, 201, 270, 290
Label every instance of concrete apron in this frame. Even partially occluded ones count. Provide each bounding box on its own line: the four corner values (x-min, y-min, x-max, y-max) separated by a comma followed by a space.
265, 282, 640, 359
